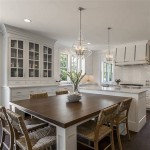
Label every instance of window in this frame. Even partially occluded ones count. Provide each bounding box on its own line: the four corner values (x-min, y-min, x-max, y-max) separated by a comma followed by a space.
102, 62, 113, 82
60, 54, 68, 81
60, 53, 85, 81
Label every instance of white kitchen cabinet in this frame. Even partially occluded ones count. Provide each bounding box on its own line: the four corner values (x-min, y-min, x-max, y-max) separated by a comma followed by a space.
135, 43, 147, 61
115, 47, 125, 63
10, 85, 58, 101
125, 45, 135, 62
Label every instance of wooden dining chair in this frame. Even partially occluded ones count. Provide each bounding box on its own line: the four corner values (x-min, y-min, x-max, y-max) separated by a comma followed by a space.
6, 109, 56, 150
77, 104, 119, 150
0, 106, 14, 150
30, 92, 48, 99
114, 98, 132, 150
56, 90, 68, 95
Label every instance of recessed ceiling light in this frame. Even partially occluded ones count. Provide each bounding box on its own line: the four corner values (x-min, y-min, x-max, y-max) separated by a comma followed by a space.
24, 18, 31, 23
87, 43, 91, 45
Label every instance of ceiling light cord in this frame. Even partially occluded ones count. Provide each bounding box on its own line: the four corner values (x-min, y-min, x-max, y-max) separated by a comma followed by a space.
108, 27, 111, 55
79, 7, 84, 47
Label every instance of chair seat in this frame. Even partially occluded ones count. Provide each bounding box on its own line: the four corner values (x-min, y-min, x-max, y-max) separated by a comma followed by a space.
77, 120, 112, 141
25, 118, 48, 131
114, 114, 127, 124
16, 126, 56, 150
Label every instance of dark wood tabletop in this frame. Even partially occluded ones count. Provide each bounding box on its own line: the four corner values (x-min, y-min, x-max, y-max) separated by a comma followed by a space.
9, 93, 130, 128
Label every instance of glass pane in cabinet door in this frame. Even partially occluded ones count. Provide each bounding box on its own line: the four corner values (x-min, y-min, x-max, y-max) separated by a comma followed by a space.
48, 48, 52, 54
11, 48, 17, 57
29, 43, 34, 51
11, 58, 17, 67
11, 68, 17, 77
48, 70, 52, 77
35, 61, 39, 69
44, 54, 47, 61
18, 59, 23, 68
18, 41, 23, 49
35, 70, 39, 77
18, 50, 23, 58
29, 69, 34, 77
18, 69, 23, 77
11, 40, 17, 48
44, 62, 47, 69
43, 46, 47, 53
43, 70, 47, 77
35, 44, 39, 52
48, 63, 52, 69
35, 52, 39, 60
48, 55, 52, 62
29, 60, 34, 68
29, 51, 34, 60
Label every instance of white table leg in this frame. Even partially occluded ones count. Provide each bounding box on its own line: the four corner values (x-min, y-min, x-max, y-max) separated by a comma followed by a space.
56, 125, 77, 150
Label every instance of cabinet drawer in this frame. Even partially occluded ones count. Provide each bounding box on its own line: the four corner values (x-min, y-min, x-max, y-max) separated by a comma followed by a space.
11, 88, 27, 97
9, 81, 26, 85
11, 95, 28, 101
27, 88, 38, 95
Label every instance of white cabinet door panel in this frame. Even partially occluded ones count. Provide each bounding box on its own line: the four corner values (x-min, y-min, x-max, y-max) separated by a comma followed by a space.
135, 44, 147, 61
125, 45, 135, 62
115, 47, 125, 62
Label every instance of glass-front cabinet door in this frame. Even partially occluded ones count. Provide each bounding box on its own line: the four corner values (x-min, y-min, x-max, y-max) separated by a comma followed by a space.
10, 39, 24, 77
43, 46, 52, 78
29, 42, 39, 77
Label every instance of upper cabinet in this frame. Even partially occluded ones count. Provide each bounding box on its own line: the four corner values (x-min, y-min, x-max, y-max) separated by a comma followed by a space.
10, 39, 25, 78
115, 47, 125, 63
1, 24, 56, 86
135, 44, 147, 61
115, 41, 150, 66
124, 45, 135, 62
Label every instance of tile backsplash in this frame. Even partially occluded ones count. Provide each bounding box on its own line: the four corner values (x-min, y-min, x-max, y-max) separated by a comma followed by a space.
115, 65, 150, 85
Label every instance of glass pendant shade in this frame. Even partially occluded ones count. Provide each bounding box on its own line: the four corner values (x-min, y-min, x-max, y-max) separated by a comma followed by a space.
71, 7, 92, 59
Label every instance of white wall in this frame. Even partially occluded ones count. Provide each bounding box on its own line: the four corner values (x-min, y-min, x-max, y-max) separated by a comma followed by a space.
115, 65, 150, 85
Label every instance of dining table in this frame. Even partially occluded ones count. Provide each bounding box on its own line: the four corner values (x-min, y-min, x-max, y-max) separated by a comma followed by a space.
9, 93, 130, 150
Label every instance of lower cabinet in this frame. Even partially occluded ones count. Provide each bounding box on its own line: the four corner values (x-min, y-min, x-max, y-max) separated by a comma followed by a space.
10, 85, 58, 101
146, 89, 150, 109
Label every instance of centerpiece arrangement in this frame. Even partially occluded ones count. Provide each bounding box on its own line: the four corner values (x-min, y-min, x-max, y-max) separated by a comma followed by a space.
67, 70, 86, 102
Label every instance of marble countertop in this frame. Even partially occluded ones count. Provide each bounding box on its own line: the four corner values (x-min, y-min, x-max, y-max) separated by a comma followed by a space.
79, 85, 147, 94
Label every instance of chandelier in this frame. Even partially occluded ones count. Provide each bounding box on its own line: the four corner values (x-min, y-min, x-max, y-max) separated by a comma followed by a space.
71, 7, 92, 59
106, 27, 113, 62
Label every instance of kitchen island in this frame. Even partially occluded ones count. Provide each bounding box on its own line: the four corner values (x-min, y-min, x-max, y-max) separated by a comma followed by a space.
80, 85, 146, 132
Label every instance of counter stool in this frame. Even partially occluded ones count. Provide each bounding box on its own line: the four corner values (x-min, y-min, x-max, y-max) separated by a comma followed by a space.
114, 98, 132, 150
77, 104, 119, 150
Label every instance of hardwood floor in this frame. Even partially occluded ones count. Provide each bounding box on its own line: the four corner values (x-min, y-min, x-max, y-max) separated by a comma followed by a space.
1, 111, 150, 150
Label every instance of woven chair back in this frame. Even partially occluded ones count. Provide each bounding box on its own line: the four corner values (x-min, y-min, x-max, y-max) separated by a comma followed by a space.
0, 106, 14, 150
30, 92, 48, 99
118, 98, 132, 116
6, 109, 32, 149
56, 90, 68, 95
94, 104, 118, 141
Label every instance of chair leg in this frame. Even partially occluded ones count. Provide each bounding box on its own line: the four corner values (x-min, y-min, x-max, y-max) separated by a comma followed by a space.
94, 141, 99, 150
110, 131, 115, 150
126, 119, 131, 141
116, 125, 122, 150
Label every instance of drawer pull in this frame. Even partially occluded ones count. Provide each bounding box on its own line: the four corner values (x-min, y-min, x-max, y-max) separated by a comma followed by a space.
16, 92, 21, 94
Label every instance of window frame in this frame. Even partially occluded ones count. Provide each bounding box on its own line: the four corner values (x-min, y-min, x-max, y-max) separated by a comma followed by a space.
102, 62, 114, 83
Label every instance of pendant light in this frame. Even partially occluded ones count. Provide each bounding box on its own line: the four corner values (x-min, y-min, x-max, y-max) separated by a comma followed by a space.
106, 27, 113, 62
71, 7, 92, 59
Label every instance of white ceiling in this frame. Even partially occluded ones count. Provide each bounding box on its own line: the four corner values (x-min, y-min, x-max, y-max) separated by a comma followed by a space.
0, 0, 150, 50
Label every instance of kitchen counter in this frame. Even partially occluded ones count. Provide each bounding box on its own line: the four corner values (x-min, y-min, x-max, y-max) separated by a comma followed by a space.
79, 85, 147, 94
80, 85, 146, 133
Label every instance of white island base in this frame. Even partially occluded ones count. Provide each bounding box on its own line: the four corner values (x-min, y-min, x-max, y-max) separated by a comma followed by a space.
80, 87, 146, 132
